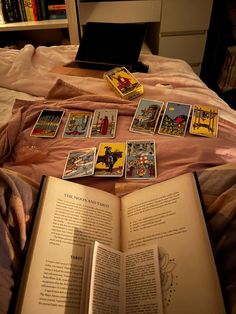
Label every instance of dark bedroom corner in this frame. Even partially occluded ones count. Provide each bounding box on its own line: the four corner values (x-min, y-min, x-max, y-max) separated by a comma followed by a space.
201, 0, 236, 110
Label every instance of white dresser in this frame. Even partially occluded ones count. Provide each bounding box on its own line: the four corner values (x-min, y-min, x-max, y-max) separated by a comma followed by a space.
66, 0, 213, 74
158, 0, 213, 74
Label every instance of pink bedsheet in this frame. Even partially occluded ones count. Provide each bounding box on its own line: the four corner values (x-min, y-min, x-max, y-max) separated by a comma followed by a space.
0, 76, 236, 193
0, 45, 236, 313
0, 44, 235, 117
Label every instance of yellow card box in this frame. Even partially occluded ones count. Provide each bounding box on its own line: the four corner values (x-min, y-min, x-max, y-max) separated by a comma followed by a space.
104, 67, 144, 100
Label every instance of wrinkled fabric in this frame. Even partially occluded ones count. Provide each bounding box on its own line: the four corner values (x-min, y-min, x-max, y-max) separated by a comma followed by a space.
0, 168, 38, 314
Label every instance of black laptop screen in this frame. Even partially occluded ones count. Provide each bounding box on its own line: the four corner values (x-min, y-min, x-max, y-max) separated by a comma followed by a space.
75, 22, 146, 68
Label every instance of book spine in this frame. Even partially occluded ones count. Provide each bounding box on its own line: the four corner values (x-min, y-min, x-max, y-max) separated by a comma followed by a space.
11, 0, 22, 21
38, 0, 46, 19
18, 0, 27, 21
30, 0, 38, 20
34, 0, 42, 20
0, 0, 7, 23
23, 0, 29, 20
2, 0, 15, 22
47, 2, 66, 19
27, 0, 34, 20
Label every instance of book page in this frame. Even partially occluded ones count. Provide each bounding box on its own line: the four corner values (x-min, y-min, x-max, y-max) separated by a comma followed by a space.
120, 173, 225, 314
15, 176, 120, 314
86, 242, 163, 314
87, 241, 123, 314
124, 244, 163, 314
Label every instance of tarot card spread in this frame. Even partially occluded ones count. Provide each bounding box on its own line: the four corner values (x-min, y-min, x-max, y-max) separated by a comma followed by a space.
189, 105, 219, 137
130, 99, 164, 134
31, 109, 64, 138
158, 102, 191, 137
63, 148, 96, 179
125, 140, 157, 179
63, 111, 93, 138
94, 142, 126, 177
89, 109, 118, 138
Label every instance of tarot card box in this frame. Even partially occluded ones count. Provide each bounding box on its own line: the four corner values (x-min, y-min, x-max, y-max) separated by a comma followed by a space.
104, 67, 144, 100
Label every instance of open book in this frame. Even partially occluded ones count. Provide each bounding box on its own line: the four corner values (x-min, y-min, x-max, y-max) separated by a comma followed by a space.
14, 173, 226, 314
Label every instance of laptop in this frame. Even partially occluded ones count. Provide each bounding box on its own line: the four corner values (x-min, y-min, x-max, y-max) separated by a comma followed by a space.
53, 22, 148, 77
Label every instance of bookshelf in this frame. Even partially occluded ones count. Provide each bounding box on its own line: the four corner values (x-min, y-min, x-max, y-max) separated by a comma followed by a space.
0, 1, 73, 46
0, 19, 68, 31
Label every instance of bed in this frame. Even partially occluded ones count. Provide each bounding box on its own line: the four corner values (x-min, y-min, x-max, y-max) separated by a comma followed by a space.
0, 44, 236, 314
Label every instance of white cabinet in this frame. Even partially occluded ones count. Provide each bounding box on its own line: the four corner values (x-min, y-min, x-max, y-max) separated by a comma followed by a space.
158, 0, 213, 74
0, 0, 213, 74
72, 0, 213, 75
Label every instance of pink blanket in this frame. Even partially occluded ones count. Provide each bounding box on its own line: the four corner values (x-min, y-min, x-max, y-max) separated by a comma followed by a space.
0, 44, 235, 115
0, 45, 236, 313
0, 77, 236, 194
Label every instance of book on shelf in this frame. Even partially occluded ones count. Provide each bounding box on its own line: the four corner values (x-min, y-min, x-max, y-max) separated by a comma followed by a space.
0, 0, 6, 23
14, 173, 226, 314
1, 0, 50, 23
11, 0, 21, 21
18, 0, 27, 22
1, 0, 16, 22
47, 0, 66, 19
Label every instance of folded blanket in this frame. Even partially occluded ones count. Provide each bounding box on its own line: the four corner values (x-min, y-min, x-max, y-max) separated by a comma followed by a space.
0, 169, 38, 314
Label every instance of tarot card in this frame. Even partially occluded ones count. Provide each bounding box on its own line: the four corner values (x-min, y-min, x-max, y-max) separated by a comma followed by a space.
130, 99, 164, 135
104, 67, 144, 100
62, 148, 96, 179
63, 111, 93, 138
125, 140, 157, 179
94, 142, 126, 177
89, 109, 118, 138
31, 109, 64, 138
189, 105, 219, 137
158, 101, 191, 137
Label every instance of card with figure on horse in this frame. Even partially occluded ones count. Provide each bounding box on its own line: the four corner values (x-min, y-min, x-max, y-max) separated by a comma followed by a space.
62, 148, 97, 179
63, 111, 93, 138
125, 140, 157, 179
94, 142, 126, 177
89, 109, 118, 138
189, 105, 219, 137
130, 99, 164, 135
158, 101, 191, 137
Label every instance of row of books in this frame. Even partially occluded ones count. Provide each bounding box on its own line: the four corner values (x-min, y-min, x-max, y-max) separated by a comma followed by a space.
0, 0, 66, 23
